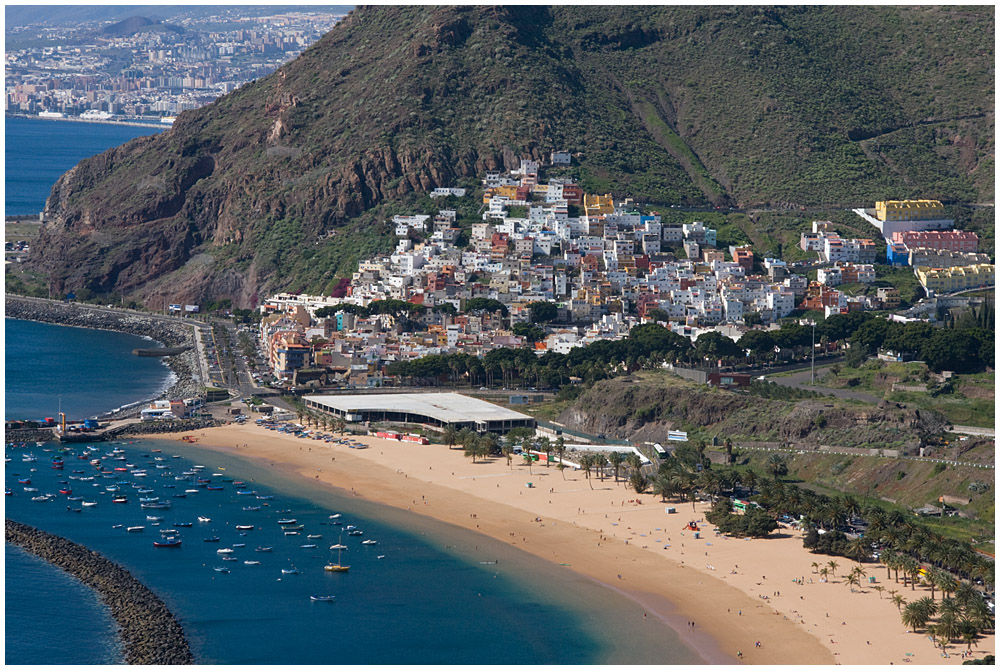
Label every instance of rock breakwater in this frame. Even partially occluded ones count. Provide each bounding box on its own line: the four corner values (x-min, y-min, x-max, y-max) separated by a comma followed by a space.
5, 519, 194, 664
5, 296, 203, 410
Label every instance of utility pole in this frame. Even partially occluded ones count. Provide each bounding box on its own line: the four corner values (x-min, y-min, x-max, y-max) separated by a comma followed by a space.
810, 320, 816, 385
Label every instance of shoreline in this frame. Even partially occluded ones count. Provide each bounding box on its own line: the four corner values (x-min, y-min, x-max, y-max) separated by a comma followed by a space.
5, 297, 203, 418
166, 423, 995, 666
6, 113, 169, 130
163, 425, 829, 665
6, 519, 193, 664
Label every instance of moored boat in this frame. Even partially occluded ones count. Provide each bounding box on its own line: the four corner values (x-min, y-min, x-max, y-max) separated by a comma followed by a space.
310, 595, 335, 602
153, 538, 182, 548
235, 524, 254, 531
126, 526, 145, 533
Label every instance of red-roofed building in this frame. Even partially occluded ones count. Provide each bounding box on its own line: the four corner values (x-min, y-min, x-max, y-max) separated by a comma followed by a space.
891, 230, 978, 253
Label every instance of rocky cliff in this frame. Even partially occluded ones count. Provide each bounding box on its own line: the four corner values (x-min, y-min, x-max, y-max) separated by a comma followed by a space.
28, 6, 994, 306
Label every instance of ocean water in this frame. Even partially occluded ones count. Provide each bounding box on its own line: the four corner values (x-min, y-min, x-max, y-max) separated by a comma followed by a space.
4, 438, 704, 664
5, 544, 122, 664
4, 319, 174, 421
5, 116, 164, 215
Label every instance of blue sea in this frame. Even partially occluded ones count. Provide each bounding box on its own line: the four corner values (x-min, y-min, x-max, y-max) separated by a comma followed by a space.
5, 319, 174, 421
5, 116, 707, 666
5, 116, 164, 215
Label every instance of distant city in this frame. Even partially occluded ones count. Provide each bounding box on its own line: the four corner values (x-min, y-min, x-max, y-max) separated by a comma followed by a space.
5, 6, 347, 124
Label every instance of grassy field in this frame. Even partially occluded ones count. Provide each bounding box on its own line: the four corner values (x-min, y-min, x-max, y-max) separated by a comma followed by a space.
5, 220, 42, 244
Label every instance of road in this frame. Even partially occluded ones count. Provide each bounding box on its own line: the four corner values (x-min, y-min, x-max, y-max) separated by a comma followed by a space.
950, 425, 996, 438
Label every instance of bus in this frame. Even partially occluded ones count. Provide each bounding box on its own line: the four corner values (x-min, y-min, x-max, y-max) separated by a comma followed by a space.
653, 443, 667, 459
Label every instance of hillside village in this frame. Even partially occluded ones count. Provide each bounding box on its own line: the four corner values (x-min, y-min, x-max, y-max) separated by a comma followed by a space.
257, 155, 993, 385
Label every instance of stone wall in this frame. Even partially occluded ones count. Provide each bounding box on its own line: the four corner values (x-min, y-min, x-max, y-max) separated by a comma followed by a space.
6, 519, 194, 664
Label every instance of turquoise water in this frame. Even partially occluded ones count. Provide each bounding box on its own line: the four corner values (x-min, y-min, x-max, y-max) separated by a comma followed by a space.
4, 438, 702, 664
5, 544, 122, 664
5, 319, 173, 421
5, 116, 164, 215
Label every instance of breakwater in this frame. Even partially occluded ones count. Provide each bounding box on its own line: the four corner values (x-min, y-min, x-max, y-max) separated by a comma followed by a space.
5, 297, 203, 409
109, 418, 224, 438
5, 520, 194, 664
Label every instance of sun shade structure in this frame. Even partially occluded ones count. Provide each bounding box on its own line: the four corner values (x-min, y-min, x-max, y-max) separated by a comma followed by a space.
304, 393, 535, 434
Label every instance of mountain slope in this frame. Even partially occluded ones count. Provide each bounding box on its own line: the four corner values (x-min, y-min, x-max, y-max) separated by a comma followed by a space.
29, 6, 993, 307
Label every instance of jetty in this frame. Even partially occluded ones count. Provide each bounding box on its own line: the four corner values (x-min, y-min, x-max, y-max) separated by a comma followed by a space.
132, 346, 190, 357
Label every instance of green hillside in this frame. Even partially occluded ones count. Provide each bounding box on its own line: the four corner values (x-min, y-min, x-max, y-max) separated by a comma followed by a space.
26, 6, 993, 306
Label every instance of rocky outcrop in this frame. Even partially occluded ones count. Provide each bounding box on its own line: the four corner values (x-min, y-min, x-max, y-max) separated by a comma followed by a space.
558, 375, 949, 452
6, 520, 194, 664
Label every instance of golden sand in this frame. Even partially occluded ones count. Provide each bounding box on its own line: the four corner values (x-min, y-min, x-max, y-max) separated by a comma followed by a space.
153, 424, 993, 666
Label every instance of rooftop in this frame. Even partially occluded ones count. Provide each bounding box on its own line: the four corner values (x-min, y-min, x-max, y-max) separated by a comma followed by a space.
305, 392, 532, 423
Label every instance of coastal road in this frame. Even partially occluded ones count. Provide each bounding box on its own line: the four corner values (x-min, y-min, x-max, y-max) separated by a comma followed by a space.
949, 425, 996, 438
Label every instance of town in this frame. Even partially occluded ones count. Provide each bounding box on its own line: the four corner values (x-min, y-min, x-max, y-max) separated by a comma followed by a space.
254, 154, 993, 387
5, 8, 345, 121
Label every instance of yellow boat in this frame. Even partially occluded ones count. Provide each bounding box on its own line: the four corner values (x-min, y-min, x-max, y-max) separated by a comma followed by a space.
324, 563, 350, 572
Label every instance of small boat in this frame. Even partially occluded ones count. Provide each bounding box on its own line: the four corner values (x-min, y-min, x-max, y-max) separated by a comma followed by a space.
285, 525, 304, 531
236, 490, 256, 496
126, 526, 145, 533
307, 534, 322, 539
23, 487, 38, 492
174, 522, 193, 528
242, 506, 261, 511
112, 496, 128, 503
329, 544, 347, 550
235, 525, 254, 531
324, 564, 350, 572
216, 548, 234, 554
361, 539, 377, 545
18, 478, 32, 485
329, 514, 341, 519
146, 516, 163, 521
153, 538, 182, 548
277, 519, 297, 525
213, 567, 230, 573
112, 524, 124, 529
197, 516, 212, 523
310, 595, 335, 602
377, 555, 385, 559
284, 531, 300, 536
256, 547, 273, 552
81, 501, 97, 507
256, 495, 274, 500
243, 560, 261, 566
206, 486, 224, 491
173, 494, 187, 499
281, 567, 299, 575
185, 489, 199, 494
221, 556, 238, 561
300, 544, 318, 549
204, 537, 220, 543
348, 530, 364, 536
232, 543, 246, 548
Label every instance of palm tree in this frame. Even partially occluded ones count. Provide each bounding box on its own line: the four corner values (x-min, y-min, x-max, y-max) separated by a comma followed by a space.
903, 558, 921, 592
652, 473, 674, 502
766, 453, 788, 479
847, 536, 871, 565
538, 436, 552, 467
442, 426, 459, 449
891, 593, 907, 612
501, 444, 514, 469
938, 596, 962, 618
873, 585, 885, 599
811, 561, 820, 574
901, 602, 929, 633
845, 572, 861, 593
937, 572, 959, 602
827, 560, 840, 579
819, 567, 830, 582
523, 452, 534, 475
960, 623, 978, 654
554, 437, 566, 473
934, 612, 961, 650
580, 454, 594, 490
625, 452, 643, 479
608, 451, 626, 483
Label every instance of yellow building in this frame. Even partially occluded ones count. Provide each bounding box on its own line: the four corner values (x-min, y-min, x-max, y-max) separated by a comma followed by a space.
584, 193, 614, 217
875, 199, 945, 222
916, 264, 995, 294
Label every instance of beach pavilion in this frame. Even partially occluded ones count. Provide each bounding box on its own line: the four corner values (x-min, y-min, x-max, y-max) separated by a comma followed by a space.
303, 392, 535, 434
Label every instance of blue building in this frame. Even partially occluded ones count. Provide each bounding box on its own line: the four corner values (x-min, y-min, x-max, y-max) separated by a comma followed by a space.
886, 243, 909, 266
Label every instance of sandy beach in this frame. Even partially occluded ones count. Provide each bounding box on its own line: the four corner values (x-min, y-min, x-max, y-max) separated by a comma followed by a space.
151, 424, 994, 665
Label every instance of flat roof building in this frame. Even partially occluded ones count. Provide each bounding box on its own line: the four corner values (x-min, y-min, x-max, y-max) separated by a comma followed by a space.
304, 392, 535, 434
